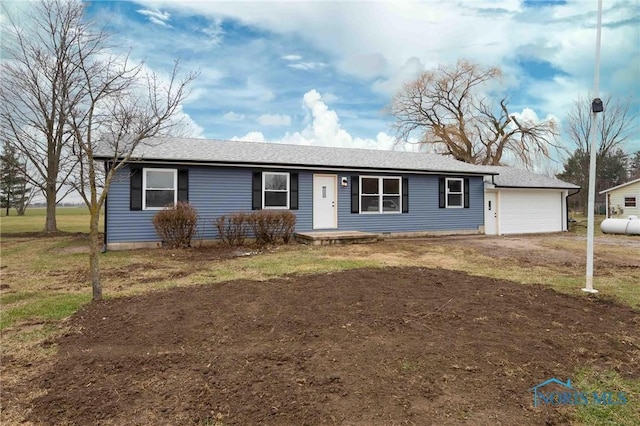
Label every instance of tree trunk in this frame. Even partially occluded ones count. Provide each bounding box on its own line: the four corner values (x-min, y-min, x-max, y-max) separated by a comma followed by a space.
89, 208, 102, 301
44, 182, 58, 232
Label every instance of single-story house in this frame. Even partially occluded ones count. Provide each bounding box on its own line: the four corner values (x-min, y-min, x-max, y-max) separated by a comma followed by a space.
95, 137, 578, 250
482, 166, 580, 235
600, 178, 640, 218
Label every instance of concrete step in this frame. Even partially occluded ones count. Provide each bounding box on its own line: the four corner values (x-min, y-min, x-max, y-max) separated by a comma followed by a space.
295, 231, 379, 246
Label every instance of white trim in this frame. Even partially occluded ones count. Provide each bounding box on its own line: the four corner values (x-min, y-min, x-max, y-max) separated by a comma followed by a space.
142, 168, 177, 210
445, 177, 464, 208
359, 176, 402, 214
599, 178, 640, 194
262, 171, 290, 209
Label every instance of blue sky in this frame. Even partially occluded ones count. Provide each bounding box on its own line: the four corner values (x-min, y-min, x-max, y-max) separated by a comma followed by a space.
10, 1, 640, 169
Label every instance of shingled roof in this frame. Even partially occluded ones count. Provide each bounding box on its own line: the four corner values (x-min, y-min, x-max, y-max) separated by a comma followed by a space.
482, 166, 580, 189
95, 137, 494, 175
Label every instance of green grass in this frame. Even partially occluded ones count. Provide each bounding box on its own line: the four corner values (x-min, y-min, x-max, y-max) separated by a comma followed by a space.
569, 213, 606, 236
0, 206, 102, 234
0, 292, 91, 329
573, 368, 640, 426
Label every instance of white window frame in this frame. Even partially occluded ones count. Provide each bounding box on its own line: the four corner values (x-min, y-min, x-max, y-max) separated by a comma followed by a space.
262, 171, 290, 209
142, 168, 177, 210
445, 177, 464, 208
624, 197, 636, 207
359, 176, 402, 214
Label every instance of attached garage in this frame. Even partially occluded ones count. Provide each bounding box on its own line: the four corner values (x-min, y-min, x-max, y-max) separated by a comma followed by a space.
482, 167, 579, 236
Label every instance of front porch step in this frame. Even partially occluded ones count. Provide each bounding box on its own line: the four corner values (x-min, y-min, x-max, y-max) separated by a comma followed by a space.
295, 230, 379, 246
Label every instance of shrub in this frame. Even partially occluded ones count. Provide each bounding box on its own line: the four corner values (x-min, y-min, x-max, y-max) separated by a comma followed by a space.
152, 202, 199, 249
247, 210, 297, 245
214, 212, 249, 246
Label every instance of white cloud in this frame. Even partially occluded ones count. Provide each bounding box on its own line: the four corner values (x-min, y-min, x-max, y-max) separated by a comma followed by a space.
233, 90, 399, 150
201, 18, 224, 46
231, 131, 266, 143
137, 8, 172, 27
223, 111, 246, 121
258, 114, 291, 127
138, 0, 638, 108
281, 54, 302, 61
287, 62, 328, 71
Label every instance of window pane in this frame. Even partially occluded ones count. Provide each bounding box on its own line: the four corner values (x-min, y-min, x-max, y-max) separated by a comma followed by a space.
146, 190, 175, 208
383, 178, 400, 194
265, 191, 288, 207
265, 174, 288, 191
625, 197, 636, 207
447, 179, 462, 193
362, 178, 379, 194
448, 194, 462, 207
361, 195, 379, 212
146, 171, 174, 189
382, 196, 400, 212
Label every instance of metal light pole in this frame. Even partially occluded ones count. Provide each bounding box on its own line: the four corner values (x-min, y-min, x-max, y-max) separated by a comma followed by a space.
582, 0, 604, 294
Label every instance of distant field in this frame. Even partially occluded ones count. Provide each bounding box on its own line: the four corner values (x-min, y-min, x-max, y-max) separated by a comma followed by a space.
0, 207, 103, 234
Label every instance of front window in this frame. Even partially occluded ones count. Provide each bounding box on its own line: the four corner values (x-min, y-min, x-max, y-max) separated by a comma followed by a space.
143, 168, 177, 209
360, 176, 401, 213
263, 172, 289, 209
625, 197, 637, 207
446, 178, 463, 208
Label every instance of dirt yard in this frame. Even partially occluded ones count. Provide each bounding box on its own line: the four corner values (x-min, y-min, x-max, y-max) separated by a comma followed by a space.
20, 266, 639, 425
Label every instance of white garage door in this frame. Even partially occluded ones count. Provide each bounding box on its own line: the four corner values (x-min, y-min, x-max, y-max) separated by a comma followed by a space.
499, 189, 564, 234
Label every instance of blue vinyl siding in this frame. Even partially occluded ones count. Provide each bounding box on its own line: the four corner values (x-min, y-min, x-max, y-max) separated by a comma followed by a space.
106, 165, 484, 243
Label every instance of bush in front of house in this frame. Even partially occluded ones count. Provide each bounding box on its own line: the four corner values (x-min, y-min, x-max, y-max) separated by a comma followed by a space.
152, 202, 199, 249
248, 210, 297, 245
214, 212, 249, 246
214, 210, 296, 246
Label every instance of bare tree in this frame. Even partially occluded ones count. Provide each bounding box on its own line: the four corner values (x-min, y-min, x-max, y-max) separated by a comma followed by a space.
564, 95, 636, 156
388, 59, 561, 168
558, 95, 637, 213
0, 0, 85, 232
2, 0, 198, 300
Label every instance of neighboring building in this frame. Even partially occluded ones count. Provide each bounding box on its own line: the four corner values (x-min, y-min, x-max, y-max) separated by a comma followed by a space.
600, 178, 640, 218
95, 137, 577, 250
481, 166, 580, 235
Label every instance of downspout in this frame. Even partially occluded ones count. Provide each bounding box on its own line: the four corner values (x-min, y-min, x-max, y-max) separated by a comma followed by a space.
102, 161, 110, 253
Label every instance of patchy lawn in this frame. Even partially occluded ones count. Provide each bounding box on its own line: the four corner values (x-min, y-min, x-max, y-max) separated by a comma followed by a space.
1, 232, 639, 425
16, 267, 640, 425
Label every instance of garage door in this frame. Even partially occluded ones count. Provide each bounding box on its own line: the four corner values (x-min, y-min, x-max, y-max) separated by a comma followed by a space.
499, 189, 563, 234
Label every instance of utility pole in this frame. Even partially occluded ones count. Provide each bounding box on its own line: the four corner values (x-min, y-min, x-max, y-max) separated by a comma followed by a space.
583, 0, 604, 294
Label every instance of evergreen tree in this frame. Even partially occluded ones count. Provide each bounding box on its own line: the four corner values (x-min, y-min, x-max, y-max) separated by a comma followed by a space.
558, 148, 628, 213
1, 142, 33, 215
630, 151, 640, 180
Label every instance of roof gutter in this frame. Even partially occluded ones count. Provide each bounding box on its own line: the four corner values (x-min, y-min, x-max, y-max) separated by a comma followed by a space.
92, 156, 498, 177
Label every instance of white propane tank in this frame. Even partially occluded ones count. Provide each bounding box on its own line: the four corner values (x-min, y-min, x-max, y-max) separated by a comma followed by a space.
600, 215, 640, 235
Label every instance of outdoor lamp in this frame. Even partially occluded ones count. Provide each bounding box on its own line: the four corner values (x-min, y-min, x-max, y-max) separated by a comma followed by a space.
592, 98, 604, 113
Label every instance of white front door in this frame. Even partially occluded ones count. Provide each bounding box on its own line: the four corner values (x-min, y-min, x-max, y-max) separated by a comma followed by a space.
313, 174, 337, 229
484, 191, 498, 235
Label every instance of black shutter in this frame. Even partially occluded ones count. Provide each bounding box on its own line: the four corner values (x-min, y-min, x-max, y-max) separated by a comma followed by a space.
439, 177, 445, 208
290, 173, 299, 210
464, 178, 470, 208
130, 167, 142, 211
402, 177, 409, 213
177, 169, 189, 202
252, 171, 262, 210
351, 176, 359, 213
